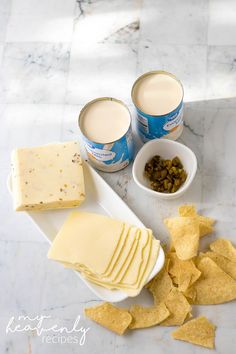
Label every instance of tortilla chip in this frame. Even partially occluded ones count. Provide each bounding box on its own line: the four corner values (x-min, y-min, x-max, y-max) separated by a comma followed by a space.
183, 287, 197, 303
203, 251, 236, 280
164, 217, 200, 260
178, 259, 201, 292
178, 205, 197, 217
165, 257, 171, 272
210, 239, 236, 262
146, 267, 174, 306
169, 242, 176, 252
166, 252, 201, 291
192, 257, 236, 304
198, 216, 214, 237
84, 302, 132, 335
161, 243, 168, 252
172, 316, 216, 349
185, 312, 193, 321
129, 303, 170, 329
166, 252, 180, 278
166, 252, 179, 285
178, 204, 215, 237
161, 288, 192, 326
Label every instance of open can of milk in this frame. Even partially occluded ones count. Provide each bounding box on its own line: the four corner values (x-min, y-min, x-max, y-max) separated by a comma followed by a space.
79, 97, 134, 172
131, 70, 184, 142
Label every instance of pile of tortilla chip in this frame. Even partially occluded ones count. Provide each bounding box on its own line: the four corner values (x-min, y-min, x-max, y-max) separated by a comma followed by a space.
84, 205, 236, 350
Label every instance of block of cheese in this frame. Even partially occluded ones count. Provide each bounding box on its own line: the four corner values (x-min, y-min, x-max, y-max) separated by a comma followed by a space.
48, 211, 160, 297
11, 141, 85, 211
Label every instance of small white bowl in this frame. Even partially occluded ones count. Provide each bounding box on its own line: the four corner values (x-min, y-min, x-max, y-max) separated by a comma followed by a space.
132, 139, 197, 200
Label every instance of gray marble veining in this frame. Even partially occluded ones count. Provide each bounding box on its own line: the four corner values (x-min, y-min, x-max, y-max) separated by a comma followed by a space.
1, 1, 236, 353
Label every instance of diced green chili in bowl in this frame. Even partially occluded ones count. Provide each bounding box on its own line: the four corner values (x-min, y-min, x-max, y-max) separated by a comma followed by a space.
144, 156, 187, 194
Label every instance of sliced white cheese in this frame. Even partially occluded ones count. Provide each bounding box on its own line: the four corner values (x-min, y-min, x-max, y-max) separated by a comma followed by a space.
48, 210, 160, 296
126, 238, 160, 296
82, 227, 140, 283
48, 211, 124, 275
82, 238, 160, 296
119, 229, 151, 285
102, 224, 131, 277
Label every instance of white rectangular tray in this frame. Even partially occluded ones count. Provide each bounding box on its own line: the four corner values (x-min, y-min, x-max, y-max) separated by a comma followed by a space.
8, 161, 164, 302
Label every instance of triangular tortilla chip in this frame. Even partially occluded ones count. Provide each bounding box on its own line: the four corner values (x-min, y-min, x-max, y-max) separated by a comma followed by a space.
164, 217, 200, 260
192, 257, 236, 304
146, 266, 173, 305
167, 252, 201, 291
178, 205, 197, 217
210, 239, 236, 262
166, 252, 180, 278
172, 316, 216, 349
129, 303, 170, 329
84, 302, 132, 335
178, 259, 201, 292
178, 204, 215, 237
166, 252, 179, 285
198, 216, 214, 237
203, 251, 236, 280
183, 286, 197, 303
161, 288, 192, 326
185, 312, 193, 321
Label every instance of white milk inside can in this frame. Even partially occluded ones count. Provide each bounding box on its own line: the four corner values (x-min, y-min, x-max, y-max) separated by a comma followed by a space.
79, 98, 134, 172
131, 71, 184, 142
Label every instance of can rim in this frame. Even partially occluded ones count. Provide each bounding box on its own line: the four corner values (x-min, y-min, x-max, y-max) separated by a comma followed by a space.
131, 70, 184, 117
78, 97, 132, 145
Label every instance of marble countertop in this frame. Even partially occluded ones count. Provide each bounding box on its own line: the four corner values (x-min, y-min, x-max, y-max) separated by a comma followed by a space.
1, 0, 236, 353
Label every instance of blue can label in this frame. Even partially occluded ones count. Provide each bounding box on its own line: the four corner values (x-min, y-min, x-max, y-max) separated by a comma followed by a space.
82, 126, 134, 172
136, 101, 184, 142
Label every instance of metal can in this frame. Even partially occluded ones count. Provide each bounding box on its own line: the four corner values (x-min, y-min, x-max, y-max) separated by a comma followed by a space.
79, 97, 134, 172
131, 70, 184, 142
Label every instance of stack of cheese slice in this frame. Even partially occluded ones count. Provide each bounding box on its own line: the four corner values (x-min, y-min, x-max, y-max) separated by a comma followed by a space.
48, 211, 160, 296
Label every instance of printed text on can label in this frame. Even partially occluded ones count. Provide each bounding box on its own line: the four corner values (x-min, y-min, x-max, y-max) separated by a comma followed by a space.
136, 102, 184, 141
